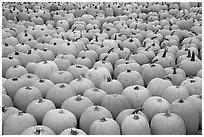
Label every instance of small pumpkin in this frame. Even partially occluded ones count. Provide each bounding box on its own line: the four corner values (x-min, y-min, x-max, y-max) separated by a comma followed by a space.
60, 128, 87, 135
42, 109, 77, 135
170, 99, 199, 135
20, 73, 40, 86
67, 64, 89, 79
121, 114, 151, 135
150, 110, 186, 135
89, 117, 121, 135
5, 65, 28, 79
48, 71, 74, 84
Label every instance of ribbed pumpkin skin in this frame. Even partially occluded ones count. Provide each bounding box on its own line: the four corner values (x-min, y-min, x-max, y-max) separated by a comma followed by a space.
89, 118, 121, 135
150, 112, 186, 135
21, 125, 56, 135
170, 99, 199, 135
121, 114, 151, 135
3, 112, 37, 135
79, 106, 113, 134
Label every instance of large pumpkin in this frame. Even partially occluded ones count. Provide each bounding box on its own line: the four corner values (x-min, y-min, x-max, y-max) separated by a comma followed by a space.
89, 117, 121, 135
121, 114, 151, 135
79, 105, 113, 134
20, 73, 40, 86
46, 83, 76, 108
42, 109, 77, 135
21, 125, 55, 135
150, 111, 186, 135
122, 85, 151, 109
170, 99, 199, 135
5, 65, 28, 79
26, 98, 56, 125
83, 87, 108, 105
101, 94, 131, 119
3, 111, 37, 135
61, 95, 94, 121
13, 86, 42, 112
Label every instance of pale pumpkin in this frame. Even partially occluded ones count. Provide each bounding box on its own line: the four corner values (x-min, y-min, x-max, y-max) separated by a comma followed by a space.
21, 125, 55, 135
60, 128, 87, 135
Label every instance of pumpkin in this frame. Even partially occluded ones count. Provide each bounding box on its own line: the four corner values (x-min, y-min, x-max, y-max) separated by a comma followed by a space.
21, 125, 55, 135
34, 60, 59, 79
170, 99, 199, 135
5, 65, 28, 79
117, 69, 144, 88
2, 94, 13, 107
42, 109, 77, 135
46, 83, 76, 108
25, 61, 39, 74
3, 77, 26, 100
73, 56, 93, 69
2, 43, 16, 57
162, 86, 189, 103
130, 52, 150, 66
13, 86, 42, 112
2, 106, 19, 129
89, 117, 121, 135
85, 67, 111, 88
122, 85, 151, 109
2, 56, 21, 78
186, 94, 202, 129
69, 76, 95, 95
99, 77, 124, 94
116, 108, 148, 127
180, 51, 202, 76
114, 62, 141, 79
48, 71, 74, 84
147, 78, 173, 96
99, 48, 119, 66
101, 94, 131, 119
196, 69, 202, 78
142, 96, 170, 122
67, 64, 89, 79
141, 61, 166, 86
56, 42, 77, 57
3, 111, 37, 135
83, 87, 108, 105
121, 114, 151, 135
180, 77, 202, 95
33, 79, 54, 98
78, 45, 98, 64
20, 73, 40, 86
26, 98, 56, 125
79, 105, 113, 134
150, 110, 186, 135
53, 58, 71, 71
60, 128, 87, 135
56, 54, 76, 65
61, 95, 94, 120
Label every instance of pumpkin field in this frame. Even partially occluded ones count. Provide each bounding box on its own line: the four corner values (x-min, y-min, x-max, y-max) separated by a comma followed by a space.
2, 2, 202, 135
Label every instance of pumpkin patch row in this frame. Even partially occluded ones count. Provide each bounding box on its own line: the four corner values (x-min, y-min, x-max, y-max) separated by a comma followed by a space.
2, 2, 202, 135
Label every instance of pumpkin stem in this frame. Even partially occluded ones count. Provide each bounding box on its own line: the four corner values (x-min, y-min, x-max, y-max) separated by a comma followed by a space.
162, 47, 168, 58
151, 59, 158, 65
77, 75, 83, 81
39, 79, 44, 83
126, 69, 131, 73
94, 106, 100, 111
25, 86, 32, 90
18, 110, 23, 116
107, 77, 112, 82
2, 106, 7, 112
190, 79, 195, 83
102, 55, 108, 62
76, 65, 82, 68
151, 36, 157, 40
178, 99, 184, 103
60, 84, 65, 88
132, 115, 139, 120
173, 67, 177, 74
34, 128, 43, 135
132, 107, 144, 114
145, 46, 151, 51
59, 109, 64, 114
95, 35, 98, 42
14, 51, 19, 55
76, 95, 82, 101
84, 44, 89, 50
27, 49, 32, 54
70, 129, 78, 135
190, 51, 195, 61
114, 34, 117, 40
134, 86, 139, 90
107, 48, 114, 53
72, 26, 77, 32
157, 98, 162, 102
118, 44, 123, 50
125, 52, 131, 60
93, 88, 99, 92
99, 117, 107, 122
187, 49, 191, 58
198, 94, 202, 99
43, 61, 48, 64
12, 77, 18, 81
164, 109, 171, 117
38, 97, 44, 103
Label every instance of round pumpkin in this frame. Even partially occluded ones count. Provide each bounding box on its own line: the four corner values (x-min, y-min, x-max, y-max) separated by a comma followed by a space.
46, 83, 76, 108
13, 86, 42, 112
2, 94, 13, 107
60, 128, 87, 135
67, 64, 89, 79
89, 117, 121, 135
26, 98, 56, 125
20, 73, 40, 86
3, 111, 37, 135
79, 105, 113, 134
83, 87, 108, 105
5, 65, 28, 79
170, 99, 199, 135
48, 71, 74, 84
42, 109, 77, 135
142, 96, 170, 122
61, 95, 94, 120
21, 125, 55, 135
150, 111, 186, 135
121, 114, 151, 135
